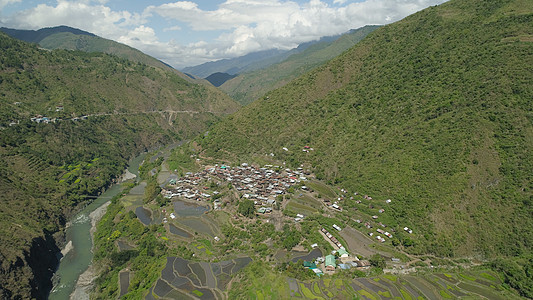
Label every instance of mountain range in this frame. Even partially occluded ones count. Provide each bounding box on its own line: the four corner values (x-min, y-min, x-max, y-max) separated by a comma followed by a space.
220, 25, 379, 105
199, 0, 532, 262
0, 31, 238, 299
181, 32, 351, 79
0, 0, 532, 298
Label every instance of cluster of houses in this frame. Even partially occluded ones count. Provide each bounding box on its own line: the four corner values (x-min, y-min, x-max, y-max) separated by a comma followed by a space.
30, 115, 54, 124
320, 197, 343, 211
162, 172, 216, 202
29, 114, 88, 124
303, 248, 370, 276
369, 228, 393, 243
161, 163, 306, 208
281, 145, 315, 153
320, 227, 344, 249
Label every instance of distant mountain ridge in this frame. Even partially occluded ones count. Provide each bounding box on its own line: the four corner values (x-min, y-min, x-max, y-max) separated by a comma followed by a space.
0, 26, 180, 75
204, 72, 238, 87
221, 25, 379, 105
0, 25, 95, 43
182, 48, 288, 78
181, 32, 348, 78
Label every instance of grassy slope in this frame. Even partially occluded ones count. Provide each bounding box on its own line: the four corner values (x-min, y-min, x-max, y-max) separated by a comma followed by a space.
0, 33, 238, 299
220, 26, 379, 105
200, 0, 532, 259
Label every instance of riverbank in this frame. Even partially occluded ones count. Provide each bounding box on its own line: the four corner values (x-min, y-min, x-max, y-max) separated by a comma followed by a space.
70, 200, 111, 299
121, 168, 137, 182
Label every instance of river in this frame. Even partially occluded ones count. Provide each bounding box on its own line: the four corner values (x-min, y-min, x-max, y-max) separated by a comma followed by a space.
48, 153, 146, 300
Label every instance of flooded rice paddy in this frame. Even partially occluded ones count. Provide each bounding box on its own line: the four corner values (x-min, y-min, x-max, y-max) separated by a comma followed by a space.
173, 200, 210, 217
148, 256, 252, 299
135, 206, 153, 225
168, 224, 193, 238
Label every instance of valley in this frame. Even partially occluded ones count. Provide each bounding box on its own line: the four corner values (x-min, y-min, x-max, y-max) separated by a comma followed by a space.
90, 141, 519, 299
0, 0, 532, 299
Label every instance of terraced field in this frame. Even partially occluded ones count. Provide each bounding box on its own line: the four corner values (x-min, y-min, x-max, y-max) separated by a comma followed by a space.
284, 270, 519, 300
145, 256, 252, 299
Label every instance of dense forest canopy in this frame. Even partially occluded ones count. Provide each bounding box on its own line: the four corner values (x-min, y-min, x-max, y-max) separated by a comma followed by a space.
199, 0, 533, 259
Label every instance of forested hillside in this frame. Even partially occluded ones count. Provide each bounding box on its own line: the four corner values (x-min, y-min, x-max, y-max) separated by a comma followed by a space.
199, 0, 532, 265
0, 32, 238, 299
221, 25, 379, 105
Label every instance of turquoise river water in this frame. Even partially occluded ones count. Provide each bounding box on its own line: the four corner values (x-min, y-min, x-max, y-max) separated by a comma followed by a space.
49, 153, 146, 299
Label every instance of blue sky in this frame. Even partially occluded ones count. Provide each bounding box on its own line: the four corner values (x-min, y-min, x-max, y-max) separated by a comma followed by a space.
0, 0, 447, 68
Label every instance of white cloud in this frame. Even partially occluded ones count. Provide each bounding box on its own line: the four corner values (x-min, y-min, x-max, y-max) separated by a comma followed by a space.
144, 0, 447, 67
0, 0, 20, 10
0, 0, 448, 68
163, 25, 182, 32
1, 0, 144, 39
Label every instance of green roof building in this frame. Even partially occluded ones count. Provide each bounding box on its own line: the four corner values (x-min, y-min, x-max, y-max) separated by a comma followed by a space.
303, 261, 317, 269
325, 254, 336, 271
337, 248, 349, 257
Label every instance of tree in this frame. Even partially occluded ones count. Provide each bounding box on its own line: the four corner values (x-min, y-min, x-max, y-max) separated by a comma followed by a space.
370, 254, 386, 269
238, 199, 255, 218
144, 180, 161, 204
282, 229, 301, 250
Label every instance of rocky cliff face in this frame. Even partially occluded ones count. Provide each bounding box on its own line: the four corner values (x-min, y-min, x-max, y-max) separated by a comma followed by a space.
0, 233, 60, 300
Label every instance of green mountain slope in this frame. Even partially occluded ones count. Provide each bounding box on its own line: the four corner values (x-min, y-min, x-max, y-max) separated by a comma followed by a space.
0, 26, 188, 77
220, 25, 379, 105
0, 25, 95, 43
0, 32, 238, 299
200, 0, 532, 262
38, 31, 175, 71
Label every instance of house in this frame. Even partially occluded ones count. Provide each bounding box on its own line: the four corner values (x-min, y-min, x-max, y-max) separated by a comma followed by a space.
338, 263, 351, 270
337, 248, 349, 258
257, 207, 272, 214
303, 261, 317, 269
325, 254, 336, 271
355, 260, 371, 269
311, 268, 323, 276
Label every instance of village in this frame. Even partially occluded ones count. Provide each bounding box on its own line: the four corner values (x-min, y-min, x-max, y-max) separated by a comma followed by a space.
162, 163, 309, 211
157, 159, 413, 277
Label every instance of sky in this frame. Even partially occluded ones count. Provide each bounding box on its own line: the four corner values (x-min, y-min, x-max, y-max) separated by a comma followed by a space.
0, 0, 447, 69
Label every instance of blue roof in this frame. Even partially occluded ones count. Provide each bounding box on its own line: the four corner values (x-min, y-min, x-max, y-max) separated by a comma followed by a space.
339, 263, 351, 270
